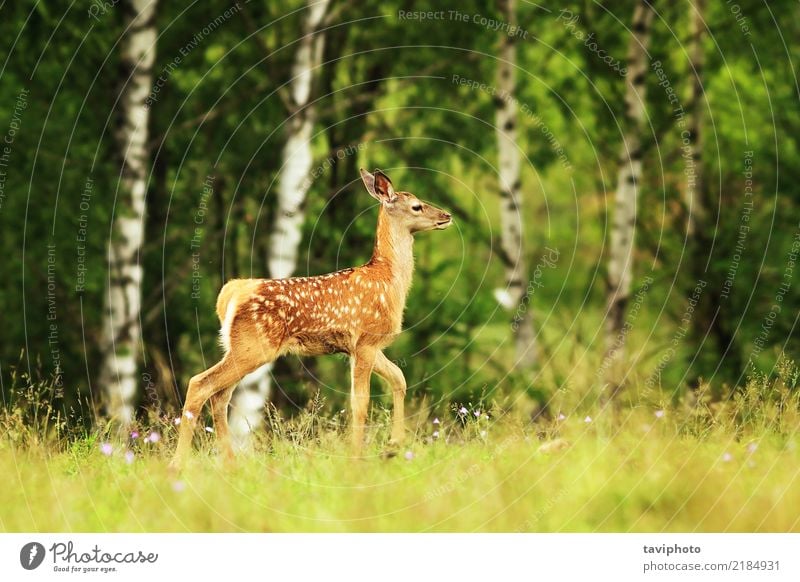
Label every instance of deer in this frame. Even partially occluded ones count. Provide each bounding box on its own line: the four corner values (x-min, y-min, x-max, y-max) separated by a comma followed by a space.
169, 169, 453, 470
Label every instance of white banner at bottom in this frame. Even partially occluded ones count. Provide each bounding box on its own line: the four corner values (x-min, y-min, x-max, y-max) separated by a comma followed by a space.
1, 534, 797, 581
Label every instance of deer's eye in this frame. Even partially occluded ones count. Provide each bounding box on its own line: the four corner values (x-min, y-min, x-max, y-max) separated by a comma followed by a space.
412, 204, 422, 212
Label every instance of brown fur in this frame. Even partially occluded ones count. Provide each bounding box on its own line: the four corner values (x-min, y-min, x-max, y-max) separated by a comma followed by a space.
170, 169, 452, 469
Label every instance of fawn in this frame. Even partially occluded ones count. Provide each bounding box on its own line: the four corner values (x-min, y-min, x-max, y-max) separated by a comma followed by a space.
170, 169, 452, 469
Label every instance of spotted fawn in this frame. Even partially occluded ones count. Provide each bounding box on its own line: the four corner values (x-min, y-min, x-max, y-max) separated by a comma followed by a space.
170, 169, 453, 468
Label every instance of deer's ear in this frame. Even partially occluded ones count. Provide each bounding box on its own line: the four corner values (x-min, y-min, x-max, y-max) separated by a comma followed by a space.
360, 168, 396, 203
372, 169, 396, 203
359, 168, 377, 199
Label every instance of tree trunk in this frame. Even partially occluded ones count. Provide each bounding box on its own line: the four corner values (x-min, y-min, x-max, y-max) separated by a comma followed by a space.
604, 1, 654, 376
142, 128, 173, 408
685, 0, 711, 366
493, 0, 537, 369
230, 0, 330, 447
98, 0, 158, 424
684, 0, 706, 239
683, 0, 742, 380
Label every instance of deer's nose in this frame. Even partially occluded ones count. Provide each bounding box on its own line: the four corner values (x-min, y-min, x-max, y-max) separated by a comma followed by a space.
442, 212, 452, 220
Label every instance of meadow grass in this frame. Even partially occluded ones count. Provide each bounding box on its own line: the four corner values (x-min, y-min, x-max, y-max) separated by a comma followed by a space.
2, 371, 799, 533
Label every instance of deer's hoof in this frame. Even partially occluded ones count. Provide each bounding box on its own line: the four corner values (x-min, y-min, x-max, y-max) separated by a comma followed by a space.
381, 441, 401, 459
167, 459, 183, 476
219, 453, 237, 471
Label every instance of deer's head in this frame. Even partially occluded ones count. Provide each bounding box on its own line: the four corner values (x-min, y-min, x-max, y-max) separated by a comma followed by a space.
360, 168, 453, 233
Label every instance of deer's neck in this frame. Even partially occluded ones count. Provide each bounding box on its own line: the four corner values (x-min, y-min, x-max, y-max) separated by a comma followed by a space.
370, 207, 414, 301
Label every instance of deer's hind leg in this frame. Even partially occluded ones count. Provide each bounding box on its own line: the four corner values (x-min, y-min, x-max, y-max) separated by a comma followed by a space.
170, 316, 278, 471
209, 385, 236, 464
170, 354, 254, 471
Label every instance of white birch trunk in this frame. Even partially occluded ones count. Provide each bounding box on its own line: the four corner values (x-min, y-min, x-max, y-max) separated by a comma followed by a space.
230, 0, 330, 447
605, 1, 654, 369
98, 0, 158, 424
493, 0, 537, 368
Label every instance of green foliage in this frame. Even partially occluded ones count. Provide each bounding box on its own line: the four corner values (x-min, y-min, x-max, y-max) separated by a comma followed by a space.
1, 0, 799, 424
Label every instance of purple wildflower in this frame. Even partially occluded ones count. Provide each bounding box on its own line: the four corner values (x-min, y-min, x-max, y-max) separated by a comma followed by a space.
124, 450, 135, 465
130, 430, 139, 439
100, 443, 113, 456
404, 451, 414, 460
146, 431, 161, 443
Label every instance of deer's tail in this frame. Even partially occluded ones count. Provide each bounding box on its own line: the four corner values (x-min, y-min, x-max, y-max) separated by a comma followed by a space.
215, 280, 240, 324
216, 279, 261, 353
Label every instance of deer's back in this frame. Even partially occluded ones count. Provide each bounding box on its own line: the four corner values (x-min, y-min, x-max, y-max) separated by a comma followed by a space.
238, 266, 402, 356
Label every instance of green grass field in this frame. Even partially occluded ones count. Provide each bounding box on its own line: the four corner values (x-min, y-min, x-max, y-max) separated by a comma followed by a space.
2, 375, 799, 532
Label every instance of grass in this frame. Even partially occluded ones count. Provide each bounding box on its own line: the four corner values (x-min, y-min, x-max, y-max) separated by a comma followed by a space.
2, 358, 800, 532
2, 371, 800, 533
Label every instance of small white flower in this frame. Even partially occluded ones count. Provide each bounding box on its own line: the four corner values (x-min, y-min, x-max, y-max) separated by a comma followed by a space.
433, 418, 440, 425
458, 406, 468, 416
558, 413, 566, 421
124, 450, 135, 464
433, 430, 440, 439
184, 411, 194, 420
654, 410, 665, 419
584, 416, 592, 423
404, 451, 414, 460
173, 417, 181, 426
205, 426, 214, 433
100, 443, 113, 456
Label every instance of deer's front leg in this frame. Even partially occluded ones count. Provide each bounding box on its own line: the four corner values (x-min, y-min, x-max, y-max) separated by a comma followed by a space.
350, 346, 376, 455
373, 351, 407, 445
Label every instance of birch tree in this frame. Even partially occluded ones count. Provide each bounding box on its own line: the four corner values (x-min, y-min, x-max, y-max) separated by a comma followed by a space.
98, 0, 158, 424
493, 0, 537, 369
604, 0, 654, 370
230, 0, 330, 445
